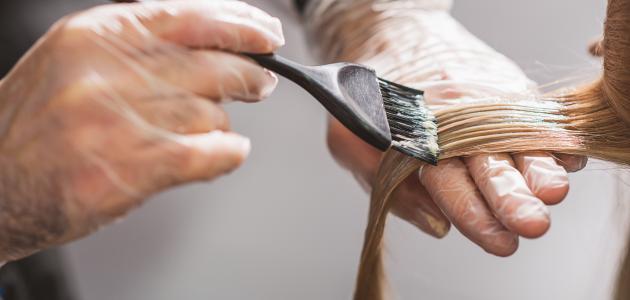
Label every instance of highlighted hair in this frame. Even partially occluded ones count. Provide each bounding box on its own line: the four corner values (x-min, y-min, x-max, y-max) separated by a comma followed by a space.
305, 0, 630, 299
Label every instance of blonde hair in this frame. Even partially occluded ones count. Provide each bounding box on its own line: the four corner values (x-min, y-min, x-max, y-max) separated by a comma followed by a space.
304, 0, 630, 299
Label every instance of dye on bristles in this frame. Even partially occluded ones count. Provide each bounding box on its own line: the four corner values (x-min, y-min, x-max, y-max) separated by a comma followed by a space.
378, 78, 440, 165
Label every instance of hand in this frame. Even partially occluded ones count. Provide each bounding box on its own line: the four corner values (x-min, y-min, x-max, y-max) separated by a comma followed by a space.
0, 0, 284, 261
329, 95, 586, 257
325, 11, 587, 257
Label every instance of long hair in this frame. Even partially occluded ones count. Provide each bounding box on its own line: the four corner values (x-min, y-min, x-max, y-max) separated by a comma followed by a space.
305, 0, 630, 299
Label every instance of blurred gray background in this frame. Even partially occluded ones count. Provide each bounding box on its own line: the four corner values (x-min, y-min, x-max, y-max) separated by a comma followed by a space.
24, 0, 619, 299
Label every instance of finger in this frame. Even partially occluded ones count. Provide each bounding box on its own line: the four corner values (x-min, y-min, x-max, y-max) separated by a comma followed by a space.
151, 50, 278, 102
389, 174, 450, 238
112, 49, 278, 102
465, 154, 550, 238
136, 0, 285, 52
172, 131, 251, 183
512, 152, 569, 205
84, 131, 250, 218
553, 153, 588, 173
420, 158, 519, 257
132, 94, 229, 134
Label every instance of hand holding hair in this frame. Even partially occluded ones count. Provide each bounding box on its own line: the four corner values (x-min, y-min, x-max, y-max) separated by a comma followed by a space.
0, 0, 284, 261
310, 0, 585, 257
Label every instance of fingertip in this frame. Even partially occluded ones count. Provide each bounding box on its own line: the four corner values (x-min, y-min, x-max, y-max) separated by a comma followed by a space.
258, 69, 279, 100
229, 134, 251, 166
554, 153, 588, 173
204, 131, 251, 159
485, 233, 519, 257
536, 179, 569, 205
217, 132, 251, 160
211, 132, 251, 173
179, 131, 251, 179
431, 218, 451, 238
514, 152, 570, 205
517, 216, 551, 239
266, 17, 285, 50
512, 202, 550, 238
187, 51, 278, 102
235, 66, 278, 102
224, 1, 285, 51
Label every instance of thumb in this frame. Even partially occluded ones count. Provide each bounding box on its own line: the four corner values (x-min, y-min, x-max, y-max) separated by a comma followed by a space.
176, 131, 251, 182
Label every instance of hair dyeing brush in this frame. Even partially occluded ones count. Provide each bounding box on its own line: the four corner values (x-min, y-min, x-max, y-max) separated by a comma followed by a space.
245, 53, 439, 165
110, 0, 439, 164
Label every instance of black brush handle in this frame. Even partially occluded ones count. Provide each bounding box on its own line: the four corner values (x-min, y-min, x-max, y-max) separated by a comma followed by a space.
244, 53, 345, 125
244, 53, 317, 88
244, 53, 392, 152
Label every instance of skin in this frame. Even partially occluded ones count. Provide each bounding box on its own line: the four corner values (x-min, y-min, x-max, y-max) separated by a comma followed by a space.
0, 0, 284, 261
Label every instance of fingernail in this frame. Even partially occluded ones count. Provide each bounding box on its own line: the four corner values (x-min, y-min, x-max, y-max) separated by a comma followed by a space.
423, 212, 450, 238
488, 232, 519, 257
413, 210, 449, 238
260, 69, 278, 98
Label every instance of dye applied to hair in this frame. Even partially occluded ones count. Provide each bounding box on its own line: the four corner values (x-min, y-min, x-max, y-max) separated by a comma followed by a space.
304, 0, 630, 299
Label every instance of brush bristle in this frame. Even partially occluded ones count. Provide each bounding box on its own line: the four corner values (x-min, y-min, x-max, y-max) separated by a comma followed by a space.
378, 78, 439, 165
